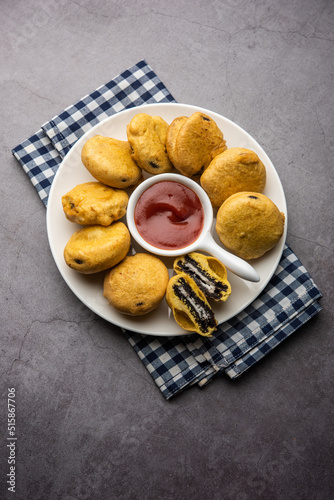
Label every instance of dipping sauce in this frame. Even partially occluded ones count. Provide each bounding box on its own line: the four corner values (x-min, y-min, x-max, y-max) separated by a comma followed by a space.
134, 180, 204, 250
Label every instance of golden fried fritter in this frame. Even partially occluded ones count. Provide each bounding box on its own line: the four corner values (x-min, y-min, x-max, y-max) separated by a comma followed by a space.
201, 148, 266, 208
81, 135, 142, 188
166, 112, 227, 177
126, 113, 173, 174
216, 192, 285, 260
64, 222, 130, 274
103, 253, 169, 315
62, 182, 128, 226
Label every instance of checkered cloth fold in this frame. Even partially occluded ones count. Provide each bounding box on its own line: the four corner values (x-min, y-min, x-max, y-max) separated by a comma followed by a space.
12, 60, 322, 399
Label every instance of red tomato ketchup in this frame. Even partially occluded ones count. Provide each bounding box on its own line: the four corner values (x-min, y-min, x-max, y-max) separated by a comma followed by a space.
134, 180, 204, 250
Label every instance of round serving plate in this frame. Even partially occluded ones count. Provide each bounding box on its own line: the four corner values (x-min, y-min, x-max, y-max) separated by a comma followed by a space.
46, 103, 287, 336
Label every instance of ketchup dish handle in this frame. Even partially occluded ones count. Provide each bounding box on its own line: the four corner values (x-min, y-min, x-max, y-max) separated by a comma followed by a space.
199, 236, 260, 283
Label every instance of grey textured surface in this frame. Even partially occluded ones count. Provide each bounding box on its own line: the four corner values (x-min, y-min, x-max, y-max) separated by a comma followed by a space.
1, 1, 333, 499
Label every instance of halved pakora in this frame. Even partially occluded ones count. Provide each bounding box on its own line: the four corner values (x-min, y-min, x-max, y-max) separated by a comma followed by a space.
173, 252, 231, 302
166, 273, 217, 337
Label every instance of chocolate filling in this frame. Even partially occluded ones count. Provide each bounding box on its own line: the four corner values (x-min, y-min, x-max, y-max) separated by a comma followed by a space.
149, 161, 160, 169
176, 255, 228, 300
173, 277, 216, 334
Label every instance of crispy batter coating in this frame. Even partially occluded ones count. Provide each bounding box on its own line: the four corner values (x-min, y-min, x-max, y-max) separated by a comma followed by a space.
166, 273, 217, 336
126, 113, 173, 174
166, 112, 227, 177
64, 222, 130, 274
165, 116, 187, 164
81, 135, 142, 188
216, 192, 285, 260
103, 253, 169, 315
173, 252, 231, 302
200, 148, 267, 208
62, 182, 128, 226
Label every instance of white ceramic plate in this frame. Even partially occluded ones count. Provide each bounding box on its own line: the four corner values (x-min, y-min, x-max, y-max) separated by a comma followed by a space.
46, 103, 287, 336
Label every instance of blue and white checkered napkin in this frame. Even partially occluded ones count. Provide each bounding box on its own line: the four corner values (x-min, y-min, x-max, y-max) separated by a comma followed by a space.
12, 60, 322, 399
